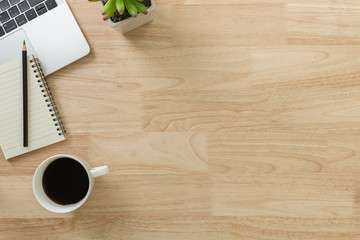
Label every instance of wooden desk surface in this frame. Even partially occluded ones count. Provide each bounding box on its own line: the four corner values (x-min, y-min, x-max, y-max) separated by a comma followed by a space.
1, 0, 360, 239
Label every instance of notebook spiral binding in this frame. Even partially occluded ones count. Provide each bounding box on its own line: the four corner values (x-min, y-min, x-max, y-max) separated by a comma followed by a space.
30, 58, 66, 137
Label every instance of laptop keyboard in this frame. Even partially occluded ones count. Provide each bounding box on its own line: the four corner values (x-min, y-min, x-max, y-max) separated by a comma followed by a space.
0, 0, 57, 37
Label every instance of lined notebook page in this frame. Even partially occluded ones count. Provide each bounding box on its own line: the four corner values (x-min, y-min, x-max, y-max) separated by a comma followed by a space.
0, 55, 65, 159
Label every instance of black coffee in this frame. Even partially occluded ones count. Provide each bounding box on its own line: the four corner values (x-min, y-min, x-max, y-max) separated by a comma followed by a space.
42, 157, 89, 205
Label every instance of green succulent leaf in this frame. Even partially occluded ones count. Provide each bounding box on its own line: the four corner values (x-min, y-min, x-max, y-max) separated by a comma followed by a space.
103, 0, 117, 19
131, 0, 148, 14
115, 0, 125, 14
124, 0, 138, 17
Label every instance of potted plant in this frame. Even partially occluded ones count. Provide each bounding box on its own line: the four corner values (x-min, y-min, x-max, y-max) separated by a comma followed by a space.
89, 0, 156, 33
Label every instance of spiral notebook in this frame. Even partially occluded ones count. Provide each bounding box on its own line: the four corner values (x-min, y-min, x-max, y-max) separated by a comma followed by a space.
0, 55, 66, 160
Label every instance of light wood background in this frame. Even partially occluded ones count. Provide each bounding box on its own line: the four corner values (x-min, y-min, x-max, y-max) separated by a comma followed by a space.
1, 0, 360, 239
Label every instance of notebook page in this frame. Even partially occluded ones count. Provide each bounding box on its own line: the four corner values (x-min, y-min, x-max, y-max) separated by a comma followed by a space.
0, 56, 65, 159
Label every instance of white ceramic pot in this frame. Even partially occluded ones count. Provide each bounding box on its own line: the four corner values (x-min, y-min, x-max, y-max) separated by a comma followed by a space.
100, 0, 156, 34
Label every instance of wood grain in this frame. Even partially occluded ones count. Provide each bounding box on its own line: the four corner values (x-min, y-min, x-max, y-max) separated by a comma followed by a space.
1, 0, 360, 239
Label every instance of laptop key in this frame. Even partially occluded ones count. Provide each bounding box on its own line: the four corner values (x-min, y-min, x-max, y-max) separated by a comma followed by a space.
45, 0, 56, 10
0, 26, 5, 37
3, 19, 17, 33
24, 8, 36, 21
0, 0, 10, 11
27, 0, 44, 7
8, 5, 20, 17
9, 0, 20, 5
35, 2, 46, 15
18, 1, 29, 12
0, 11, 10, 24
15, 13, 26, 26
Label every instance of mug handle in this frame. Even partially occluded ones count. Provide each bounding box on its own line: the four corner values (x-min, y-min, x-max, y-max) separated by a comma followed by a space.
90, 166, 109, 178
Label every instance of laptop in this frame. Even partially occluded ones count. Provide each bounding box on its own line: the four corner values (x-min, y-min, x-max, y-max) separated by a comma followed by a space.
0, 0, 90, 76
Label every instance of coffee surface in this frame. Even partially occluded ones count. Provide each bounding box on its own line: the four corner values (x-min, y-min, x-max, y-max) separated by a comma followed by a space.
42, 158, 89, 205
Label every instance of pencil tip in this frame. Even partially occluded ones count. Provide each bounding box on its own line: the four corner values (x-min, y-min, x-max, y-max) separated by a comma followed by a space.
22, 40, 27, 51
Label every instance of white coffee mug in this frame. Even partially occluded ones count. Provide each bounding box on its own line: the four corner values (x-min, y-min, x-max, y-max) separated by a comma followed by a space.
32, 154, 109, 213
